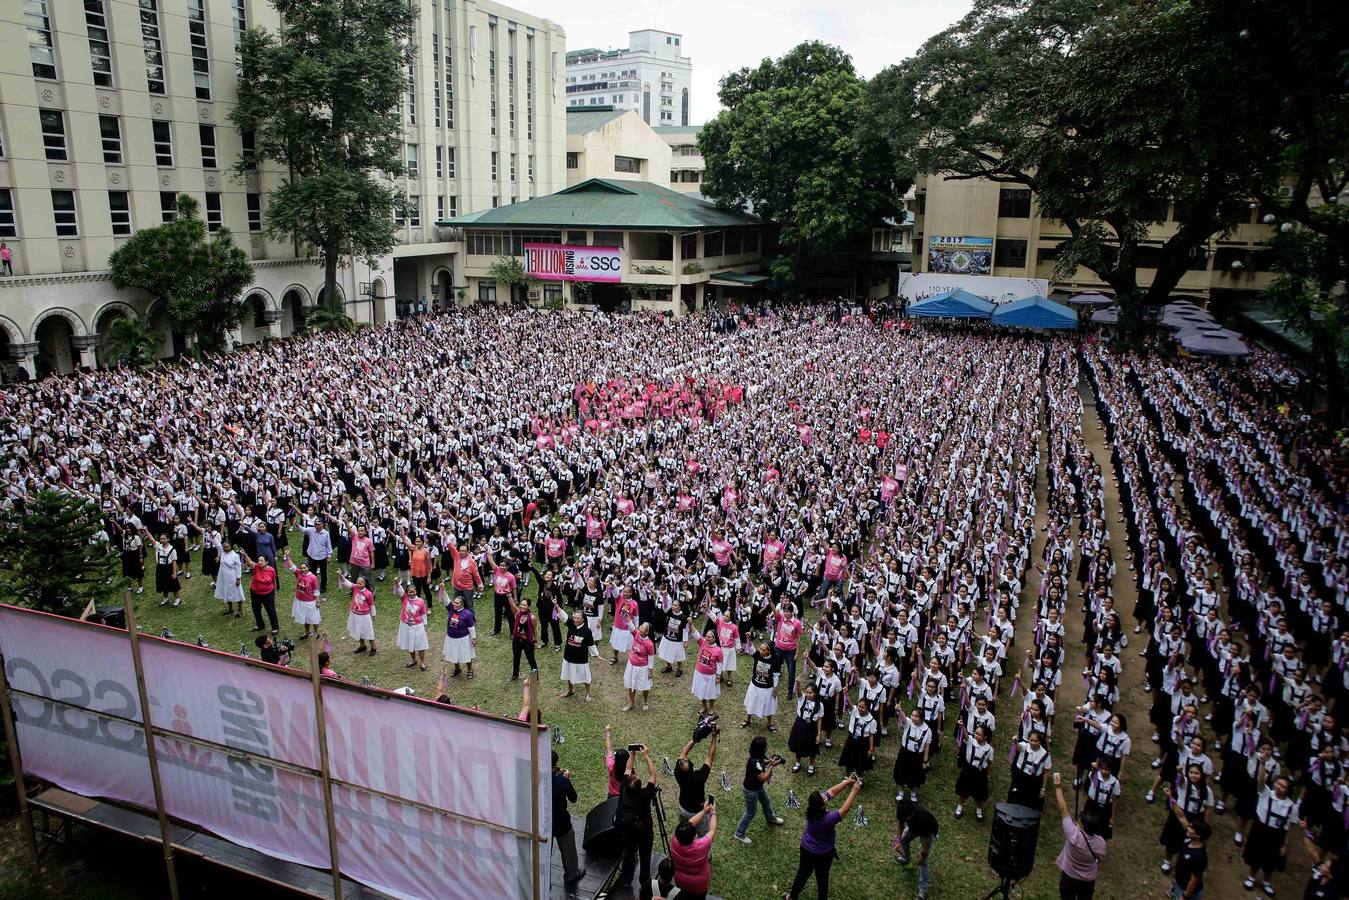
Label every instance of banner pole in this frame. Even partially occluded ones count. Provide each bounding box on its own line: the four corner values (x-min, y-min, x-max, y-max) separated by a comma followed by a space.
122, 591, 181, 900
0, 652, 40, 872
529, 669, 541, 900
309, 635, 344, 900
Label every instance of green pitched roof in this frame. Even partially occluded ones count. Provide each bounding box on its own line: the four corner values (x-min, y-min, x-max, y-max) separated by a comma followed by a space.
438, 179, 761, 231
566, 107, 628, 135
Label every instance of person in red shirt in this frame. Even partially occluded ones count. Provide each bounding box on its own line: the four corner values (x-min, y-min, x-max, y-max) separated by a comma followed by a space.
446, 542, 484, 612
243, 551, 279, 634
692, 630, 724, 715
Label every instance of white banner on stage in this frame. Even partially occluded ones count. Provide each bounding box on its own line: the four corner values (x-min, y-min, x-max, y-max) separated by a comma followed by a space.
0, 605, 551, 900
899, 272, 1050, 304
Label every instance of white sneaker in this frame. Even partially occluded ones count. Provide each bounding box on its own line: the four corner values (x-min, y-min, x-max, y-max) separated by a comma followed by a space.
1243, 877, 1255, 890
954, 805, 964, 819
1145, 791, 1155, 803
1262, 882, 1274, 897
733, 834, 751, 845
1160, 860, 1171, 874
1235, 832, 1244, 846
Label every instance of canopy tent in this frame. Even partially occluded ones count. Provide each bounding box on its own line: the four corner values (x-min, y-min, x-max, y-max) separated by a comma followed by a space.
1090, 307, 1121, 325
1067, 292, 1113, 307
1161, 310, 1216, 331
991, 295, 1078, 330
1179, 332, 1250, 356
1176, 326, 1242, 341
906, 289, 996, 319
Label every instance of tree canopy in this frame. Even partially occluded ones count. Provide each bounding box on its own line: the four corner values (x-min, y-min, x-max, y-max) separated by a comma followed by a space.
0, 491, 124, 617
107, 194, 253, 353
863, 0, 1261, 333
699, 41, 907, 291
231, 0, 414, 310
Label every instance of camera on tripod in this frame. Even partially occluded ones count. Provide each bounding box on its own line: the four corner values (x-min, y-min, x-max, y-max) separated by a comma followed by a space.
276, 637, 296, 665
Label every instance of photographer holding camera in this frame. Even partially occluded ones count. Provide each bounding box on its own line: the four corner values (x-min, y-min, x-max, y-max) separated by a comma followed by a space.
676, 719, 720, 836
733, 735, 786, 844
615, 743, 659, 900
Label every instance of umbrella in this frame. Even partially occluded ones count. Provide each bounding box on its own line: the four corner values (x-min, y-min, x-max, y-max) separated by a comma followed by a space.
1179, 333, 1250, 356
1068, 292, 1113, 307
1090, 308, 1121, 325
1161, 312, 1216, 331
1176, 326, 1241, 341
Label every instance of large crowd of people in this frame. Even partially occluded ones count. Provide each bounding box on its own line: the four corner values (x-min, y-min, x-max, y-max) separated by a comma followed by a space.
0, 306, 1344, 900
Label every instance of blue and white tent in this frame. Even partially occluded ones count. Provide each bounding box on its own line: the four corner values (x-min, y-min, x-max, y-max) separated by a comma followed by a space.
906, 289, 996, 319
990, 295, 1078, 330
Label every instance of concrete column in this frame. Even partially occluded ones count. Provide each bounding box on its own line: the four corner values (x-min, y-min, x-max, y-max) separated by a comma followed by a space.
260, 309, 282, 339
13, 342, 38, 380
71, 335, 98, 370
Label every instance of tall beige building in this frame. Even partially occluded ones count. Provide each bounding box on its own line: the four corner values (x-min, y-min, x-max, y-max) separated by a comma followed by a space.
0, 0, 565, 377
911, 173, 1277, 306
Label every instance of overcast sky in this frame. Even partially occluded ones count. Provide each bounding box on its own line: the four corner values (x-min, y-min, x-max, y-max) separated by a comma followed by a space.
537, 0, 975, 125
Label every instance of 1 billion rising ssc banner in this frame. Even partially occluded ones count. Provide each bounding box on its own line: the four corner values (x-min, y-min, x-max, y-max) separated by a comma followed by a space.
525, 243, 624, 283
0, 605, 551, 900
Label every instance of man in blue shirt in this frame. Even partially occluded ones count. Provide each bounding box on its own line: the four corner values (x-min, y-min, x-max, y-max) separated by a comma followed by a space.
254, 524, 277, 566
303, 520, 333, 592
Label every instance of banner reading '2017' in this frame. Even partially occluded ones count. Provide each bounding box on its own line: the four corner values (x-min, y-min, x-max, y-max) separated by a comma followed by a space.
524, 243, 624, 282
0, 605, 550, 900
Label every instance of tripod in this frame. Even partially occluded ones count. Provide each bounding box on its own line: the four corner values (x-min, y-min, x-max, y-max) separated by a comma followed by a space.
979, 875, 1016, 900
652, 785, 672, 856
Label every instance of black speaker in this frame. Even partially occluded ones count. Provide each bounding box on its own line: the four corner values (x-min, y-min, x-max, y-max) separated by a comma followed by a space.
987, 803, 1040, 880
582, 796, 623, 858
94, 605, 127, 629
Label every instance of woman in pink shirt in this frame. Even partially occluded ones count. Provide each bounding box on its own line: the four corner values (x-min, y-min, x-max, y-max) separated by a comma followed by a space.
339, 571, 378, 656
773, 602, 804, 697
623, 622, 655, 712
670, 799, 718, 900
394, 579, 428, 671
691, 629, 724, 715
819, 543, 848, 601
716, 611, 741, 687
609, 588, 639, 666
710, 530, 734, 573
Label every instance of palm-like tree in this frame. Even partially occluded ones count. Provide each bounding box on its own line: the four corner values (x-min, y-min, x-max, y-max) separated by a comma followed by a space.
303, 304, 355, 334
102, 315, 160, 367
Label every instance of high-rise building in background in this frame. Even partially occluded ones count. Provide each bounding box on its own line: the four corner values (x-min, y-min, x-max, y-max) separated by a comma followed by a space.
565, 30, 691, 128
0, 0, 565, 377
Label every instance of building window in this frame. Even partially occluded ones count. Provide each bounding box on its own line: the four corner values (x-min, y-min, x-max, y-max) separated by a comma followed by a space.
140, 0, 166, 94
84, 0, 114, 87
526, 51, 534, 140
446, 147, 456, 179
681, 88, 689, 126
437, 195, 445, 220
409, 195, 421, 227
99, 116, 123, 164
160, 191, 177, 222
997, 188, 1032, 219
449, 195, 457, 218
478, 282, 497, 302
994, 238, 1028, 268
510, 153, 517, 182
0, 190, 16, 238
51, 190, 78, 237
593, 231, 623, 248
566, 152, 579, 169
491, 152, 498, 181
26, 0, 58, 79
444, 16, 454, 129
406, 62, 416, 124
681, 233, 698, 259
406, 143, 419, 178
199, 125, 217, 169
724, 230, 743, 255
108, 191, 131, 236
435, 145, 443, 179
492, 196, 499, 208
543, 283, 561, 304
744, 230, 760, 253
241, 130, 256, 170
187, 0, 211, 98
152, 121, 173, 167
704, 231, 723, 257
614, 156, 642, 174
232, 0, 247, 57
246, 193, 262, 231
432, 34, 442, 127
528, 156, 534, 185
39, 109, 66, 161
205, 193, 222, 232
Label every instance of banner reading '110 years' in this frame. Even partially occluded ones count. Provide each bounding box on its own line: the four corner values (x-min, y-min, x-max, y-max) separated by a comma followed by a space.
0, 605, 551, 900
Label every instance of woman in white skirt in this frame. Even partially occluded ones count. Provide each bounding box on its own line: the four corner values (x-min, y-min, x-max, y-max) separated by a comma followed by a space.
623, 622, 656, 712
283, 551, 322, 638
692, 628, 725, 715
609, 589, 639, 665
395, 580, 429, 671
339, 572, 378, 656
441, 585, 478, 678
215, 540, 245, 618
742, 641, 783, 730
657, 599, 691, 677
561, 610, 596, 701
715, 609, 741, 686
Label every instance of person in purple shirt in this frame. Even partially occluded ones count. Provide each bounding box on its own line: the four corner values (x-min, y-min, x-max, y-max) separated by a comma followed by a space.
784, 773, 863, 900
1052, 772, 1109, 900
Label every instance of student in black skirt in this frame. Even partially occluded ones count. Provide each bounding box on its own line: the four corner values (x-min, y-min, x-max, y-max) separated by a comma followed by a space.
954, 724, 993, 821
838, 698, 878, 776
1007, 730, 1051, 810
813, 659, 843, 750
893, 707, 933, 802
1159, 763, 1213, 875
1231, 740, 1280, 846
121, 524, 146, 593
1071, 699, 1111, 784
1081, 757, 1122, 840
788, 682, 825, 776
153, 532, 181, 607
1242, 775, 1303, 895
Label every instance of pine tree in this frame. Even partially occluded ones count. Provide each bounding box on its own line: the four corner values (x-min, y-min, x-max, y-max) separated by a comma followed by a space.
0, 490, 125, 616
